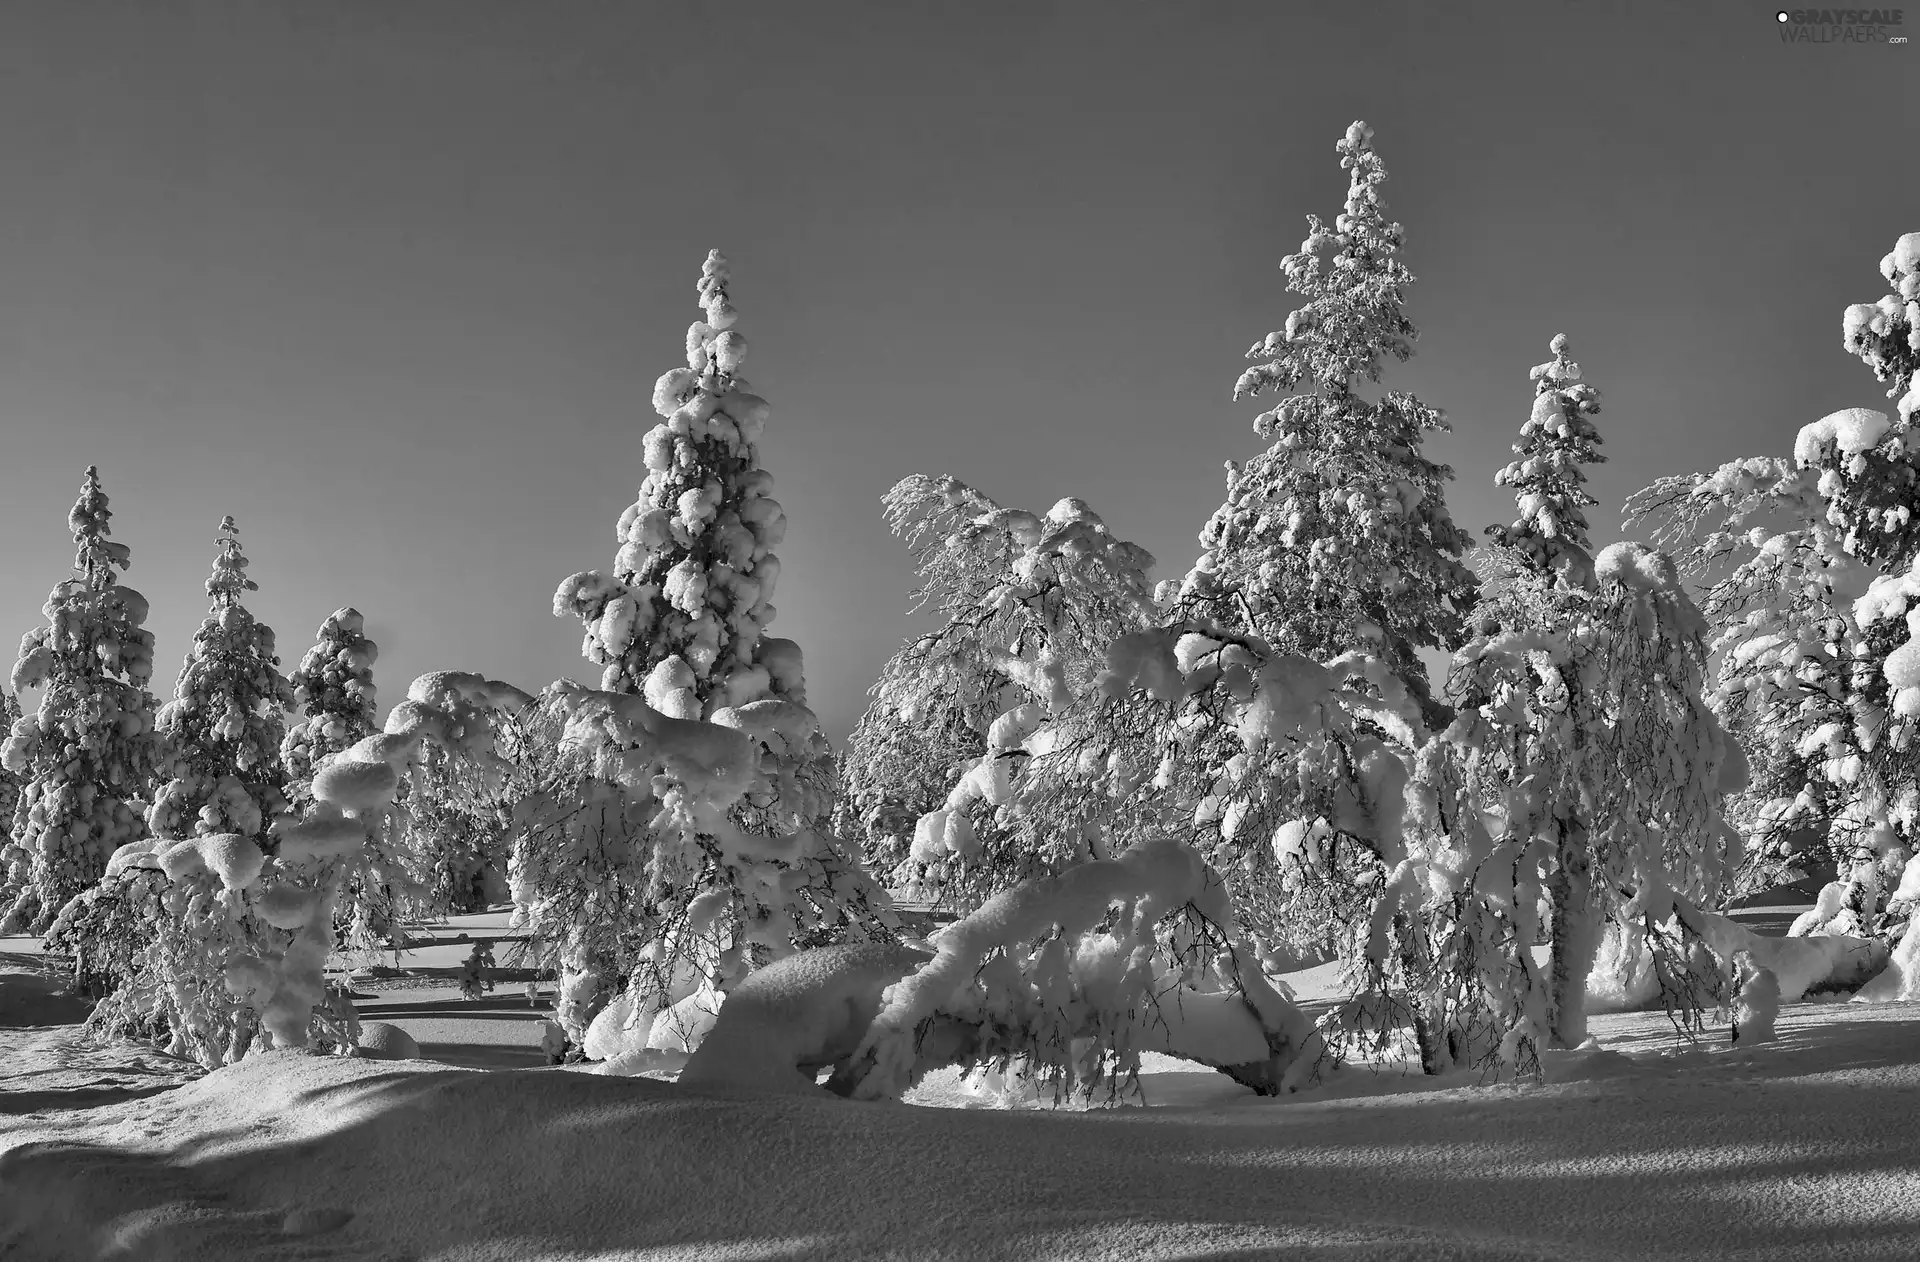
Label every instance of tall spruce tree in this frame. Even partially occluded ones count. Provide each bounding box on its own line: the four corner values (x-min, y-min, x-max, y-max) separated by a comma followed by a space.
554, 250, 832, 828
542, 251, 891, 1047
1, 468, 167, 933
1181, 121, 1477, 726
147, 516, 294, 843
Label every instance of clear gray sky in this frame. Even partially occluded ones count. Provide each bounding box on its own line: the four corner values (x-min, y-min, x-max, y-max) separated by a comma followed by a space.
0, 1, 1913, 744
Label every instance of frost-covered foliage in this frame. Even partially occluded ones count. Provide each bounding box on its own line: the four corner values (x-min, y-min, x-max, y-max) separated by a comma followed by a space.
281, 608, 379, 802
1486, 335, 1606, 586
83, 671, 531, 1066
1181, 121, 1476, 727
836, 475, 1157, 905
1628, 231, 1920, 919
539, 252, 894, 1043
1, 468, 167, 934
56, 518, 296, 1056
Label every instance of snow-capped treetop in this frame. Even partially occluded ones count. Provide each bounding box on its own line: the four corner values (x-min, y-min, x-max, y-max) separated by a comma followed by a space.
68, 465, 134, 589
148, 516, 294, 841
1180, 121, 1476, 724
204, 515, 258, 605
1487, 335, 1606, 584
554, 250, 829, 829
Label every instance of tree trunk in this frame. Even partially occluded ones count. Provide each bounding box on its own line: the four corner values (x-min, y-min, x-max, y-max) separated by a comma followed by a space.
1547, 818, 1598, 1049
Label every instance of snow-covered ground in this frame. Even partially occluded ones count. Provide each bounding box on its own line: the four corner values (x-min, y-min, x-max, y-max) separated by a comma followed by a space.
7, 913, 1920, 1261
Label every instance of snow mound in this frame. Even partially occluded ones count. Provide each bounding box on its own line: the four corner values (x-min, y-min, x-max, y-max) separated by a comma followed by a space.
355, 1021, 422, 1061
13, 1015, 1920, 1261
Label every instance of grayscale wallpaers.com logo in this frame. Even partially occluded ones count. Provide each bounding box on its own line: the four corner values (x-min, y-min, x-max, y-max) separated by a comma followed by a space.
1776, 7, 1909, 40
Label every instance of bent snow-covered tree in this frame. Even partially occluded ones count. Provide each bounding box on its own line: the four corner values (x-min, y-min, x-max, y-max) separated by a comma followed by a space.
1, 468, 166, 934
836, 475, 1157, 906
1182, 120, 1477, 729
680, 838, 1324, 1102
542, 251, 894, 1046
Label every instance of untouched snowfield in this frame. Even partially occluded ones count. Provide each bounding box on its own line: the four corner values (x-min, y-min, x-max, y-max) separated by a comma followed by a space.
6, 918, 1920, 1261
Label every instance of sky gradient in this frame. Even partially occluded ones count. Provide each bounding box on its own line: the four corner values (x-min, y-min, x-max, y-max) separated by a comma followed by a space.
0, 1, 1914, 744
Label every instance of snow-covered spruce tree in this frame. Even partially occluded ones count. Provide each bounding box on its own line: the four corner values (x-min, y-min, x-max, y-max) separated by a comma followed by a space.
835, 475, 1157, 907
1182, 120, 1477, 729
545, 251, 895, 1045
276, 607, 415, 953
281, 608, 378, 805
147, 517, 294, 841
1485, 334, 1606, 584
1, 467, 166, 934
1627, 233, 1920, 939
55, 516, 297, 1061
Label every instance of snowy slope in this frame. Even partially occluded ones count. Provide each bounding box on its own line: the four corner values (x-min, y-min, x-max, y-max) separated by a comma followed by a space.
6, 1002, 1920, 1261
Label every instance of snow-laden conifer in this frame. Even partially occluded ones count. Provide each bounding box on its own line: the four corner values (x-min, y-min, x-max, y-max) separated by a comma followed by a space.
538, 252, 893, 1045
1182, 121, 1477, 726
0, 468, 166, 933
1486, 334, 1606, 584
59, 516, 296, 1061
281, 608, 378, 804
148, 517, 294, 839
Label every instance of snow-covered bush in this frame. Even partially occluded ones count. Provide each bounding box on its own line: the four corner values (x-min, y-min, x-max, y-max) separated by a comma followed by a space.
1, 468, 167, 934
837, 475, 1157, 906
1183, 119, 1477, 729
540, 251, 895, 1043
